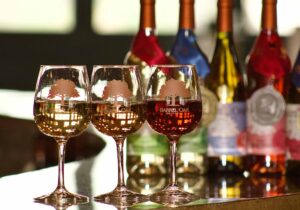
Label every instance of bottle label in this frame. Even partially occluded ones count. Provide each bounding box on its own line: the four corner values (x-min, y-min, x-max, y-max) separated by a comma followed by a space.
200, 84, 218, 126
179, 126, 207, 154
127, 122, 169, 156
207, 102, 246, 156
286, 104, 300, 160
248, 85, 285, 125
178, 83, 217, 154
247, 85, 286, 155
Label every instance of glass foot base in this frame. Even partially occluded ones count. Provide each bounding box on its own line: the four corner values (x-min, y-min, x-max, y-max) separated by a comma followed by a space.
150, 185, 199, 207
34, 188, 89, 209
94, 186, 149, 207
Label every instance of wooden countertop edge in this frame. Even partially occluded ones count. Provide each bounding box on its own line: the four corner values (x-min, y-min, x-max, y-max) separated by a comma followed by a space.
157, 193, 300, 210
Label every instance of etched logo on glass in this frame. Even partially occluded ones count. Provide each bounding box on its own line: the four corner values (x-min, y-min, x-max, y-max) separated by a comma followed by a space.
102, 80, 133, 112
159, 78, 190, 107
48, 79, 79, 103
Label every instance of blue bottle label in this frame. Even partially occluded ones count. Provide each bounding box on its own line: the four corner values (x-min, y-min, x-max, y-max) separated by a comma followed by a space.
208, 102, 246, 156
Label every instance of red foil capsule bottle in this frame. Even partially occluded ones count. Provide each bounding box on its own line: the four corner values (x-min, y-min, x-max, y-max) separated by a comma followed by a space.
124, 0, 171, 177
246, 0, 291, 175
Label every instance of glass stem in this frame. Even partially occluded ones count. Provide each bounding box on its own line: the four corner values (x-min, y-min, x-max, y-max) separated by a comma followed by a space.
56, 139, 67, 190
115, 137, 125, 187
169, 138, 179, 187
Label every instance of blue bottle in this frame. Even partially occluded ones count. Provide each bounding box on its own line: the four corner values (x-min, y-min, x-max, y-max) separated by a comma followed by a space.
170, 0, 217, 175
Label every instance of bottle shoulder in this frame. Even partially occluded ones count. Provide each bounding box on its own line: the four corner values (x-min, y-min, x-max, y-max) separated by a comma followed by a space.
206, 35, 246, 102
171, 29, 210, 78
246, 31, 291, 94
247, 31, 291, 66
127, 29, 170, 65
171, 29, 200, 54
173, 29, 198, 42
131, 29, 161, 48
246, 31, 291, 79
210, 36, 241, 72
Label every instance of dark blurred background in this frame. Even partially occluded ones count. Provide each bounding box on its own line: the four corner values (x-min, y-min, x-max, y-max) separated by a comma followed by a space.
0, 0, 299, 91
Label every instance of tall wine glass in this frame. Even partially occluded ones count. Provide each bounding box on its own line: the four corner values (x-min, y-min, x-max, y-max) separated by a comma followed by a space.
33, 65, 90, 206
90, 65, 148, 206
146, 64, 202, 206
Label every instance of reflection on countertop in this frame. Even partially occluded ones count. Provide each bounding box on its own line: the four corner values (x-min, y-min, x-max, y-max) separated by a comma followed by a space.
1, 89, 300, 209
1, 133, 300, 210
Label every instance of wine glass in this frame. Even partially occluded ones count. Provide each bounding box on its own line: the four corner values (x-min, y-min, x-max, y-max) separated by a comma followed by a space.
90, 65, 148, 206
146, 64, 202, 206
33, 65, 90, 207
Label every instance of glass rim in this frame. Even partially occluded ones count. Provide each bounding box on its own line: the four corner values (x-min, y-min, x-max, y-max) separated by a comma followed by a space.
92, 64, 139, 68
40, 65, 87, 68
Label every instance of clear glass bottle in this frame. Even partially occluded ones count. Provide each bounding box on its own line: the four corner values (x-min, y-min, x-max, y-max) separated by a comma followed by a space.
170, 0, 216, 176
124, 0, 171, 177
205, 0, 247, 173
246, 0, 291, 175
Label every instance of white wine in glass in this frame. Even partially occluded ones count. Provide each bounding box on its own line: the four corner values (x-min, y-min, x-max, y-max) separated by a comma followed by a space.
90, 65, 148, 207
33, 65, 90, 207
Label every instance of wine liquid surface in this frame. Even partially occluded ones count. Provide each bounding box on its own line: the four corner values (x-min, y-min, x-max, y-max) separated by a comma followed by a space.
91, 102, 146, 137
34, 100, 90, 138
147, 100, 202, 138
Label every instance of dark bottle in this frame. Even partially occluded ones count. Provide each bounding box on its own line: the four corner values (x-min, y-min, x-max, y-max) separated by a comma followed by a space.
286, 49, 300, 176
246, 0, 291, 175
124, 0, 171, 177
170, 0, 216, 176
205, 0, 247, 173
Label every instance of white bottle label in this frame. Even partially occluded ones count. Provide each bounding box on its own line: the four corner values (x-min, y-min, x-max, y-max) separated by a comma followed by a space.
286, 104, 300, 160
248, 85, 285, 126
200, 85, 218, 126
208, 102, 246, 156
247, 85, 286, 155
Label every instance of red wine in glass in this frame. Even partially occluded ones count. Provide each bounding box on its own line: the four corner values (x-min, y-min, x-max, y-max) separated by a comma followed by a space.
146, 64, 202, 207
147, 100, 202, 137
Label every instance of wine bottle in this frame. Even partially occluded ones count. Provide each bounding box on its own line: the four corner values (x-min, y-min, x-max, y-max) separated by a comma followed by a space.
170, 0, 217, 176
205, 0, 247, 173
124, 0, 171, 177
286, 49, 300, 176
246, 0, 291, 175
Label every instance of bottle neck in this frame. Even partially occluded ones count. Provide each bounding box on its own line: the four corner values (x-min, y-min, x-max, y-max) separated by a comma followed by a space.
217, 0, 233, 33
261, 0, 277, 32
140, 0, 156, 30
179, 0, 195, 30
216, 31, 233, 42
